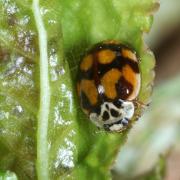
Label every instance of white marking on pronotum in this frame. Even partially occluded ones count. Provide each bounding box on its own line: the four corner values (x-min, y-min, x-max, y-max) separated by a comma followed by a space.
32, 1, 50, 179
90, 100, 134, 132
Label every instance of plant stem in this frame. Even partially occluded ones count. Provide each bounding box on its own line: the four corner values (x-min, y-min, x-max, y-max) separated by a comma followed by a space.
32, 0, 50, 179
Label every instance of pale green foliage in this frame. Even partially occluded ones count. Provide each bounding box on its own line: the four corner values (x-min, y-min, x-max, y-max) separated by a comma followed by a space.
0, 170, 17, 180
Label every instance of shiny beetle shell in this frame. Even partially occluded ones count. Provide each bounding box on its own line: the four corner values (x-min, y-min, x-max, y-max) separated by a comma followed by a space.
77, 40, 141, 132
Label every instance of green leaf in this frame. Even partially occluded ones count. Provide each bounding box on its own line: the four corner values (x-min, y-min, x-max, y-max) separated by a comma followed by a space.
0, 0, 158, 179
0, 170, 18, 180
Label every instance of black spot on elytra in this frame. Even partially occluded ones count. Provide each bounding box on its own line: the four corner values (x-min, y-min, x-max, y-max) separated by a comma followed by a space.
93, 53, 139, 78
85, 42, 138, 78
115, 55, 139, 74
116, 76, 133, 100
110, 109, 119, 117
93, 106, 101, 115
80, 92, 92, 112
78, 68, 93, 80
102, 111, 109, 121
125, 59, 139, 73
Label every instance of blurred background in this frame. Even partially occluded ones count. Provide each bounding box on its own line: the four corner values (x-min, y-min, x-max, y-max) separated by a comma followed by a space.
113, 0, 180, 179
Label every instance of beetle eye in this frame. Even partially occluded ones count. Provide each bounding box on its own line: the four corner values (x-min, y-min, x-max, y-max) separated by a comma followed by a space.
113, 99, 123, 108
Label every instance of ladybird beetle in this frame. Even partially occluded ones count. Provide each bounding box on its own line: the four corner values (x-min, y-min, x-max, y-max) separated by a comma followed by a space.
77, 40, 141, 132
